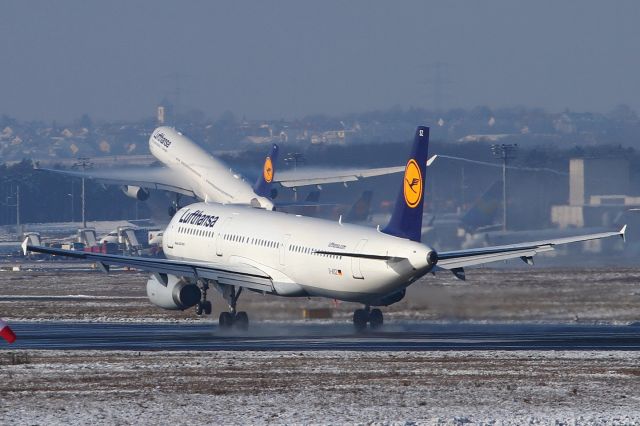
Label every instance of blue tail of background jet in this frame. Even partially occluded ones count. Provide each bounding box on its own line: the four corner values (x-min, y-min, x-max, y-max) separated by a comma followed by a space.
382, 126, 430, 242
461, 180, 502, 232
253, 144, 279, 198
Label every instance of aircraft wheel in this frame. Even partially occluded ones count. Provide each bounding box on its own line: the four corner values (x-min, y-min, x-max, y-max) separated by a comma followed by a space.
234, 312, 249, 330
202, 301, 212, 315
353, 309, 369, 332
219, 312, 234, 328
369, 309, 383, 329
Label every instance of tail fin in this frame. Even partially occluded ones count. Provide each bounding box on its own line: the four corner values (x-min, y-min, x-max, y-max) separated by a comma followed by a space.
253, 144, 279, 198
461, 180, 502, 232
345, 191, 373, 222
382, 126, 430, 242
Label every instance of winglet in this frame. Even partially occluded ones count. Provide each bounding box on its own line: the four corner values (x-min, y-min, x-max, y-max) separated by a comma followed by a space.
21, 238, 29, 256
620, 224, 627, 242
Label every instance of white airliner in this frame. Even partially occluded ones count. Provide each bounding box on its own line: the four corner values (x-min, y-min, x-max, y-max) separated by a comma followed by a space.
40, 126, 409, 214
25, 127, 626, 330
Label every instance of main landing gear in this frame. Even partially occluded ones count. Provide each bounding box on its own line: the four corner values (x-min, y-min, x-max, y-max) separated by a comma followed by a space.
353, 306, 383, 331
195, 280, 212, 316
218, 285, 249, 331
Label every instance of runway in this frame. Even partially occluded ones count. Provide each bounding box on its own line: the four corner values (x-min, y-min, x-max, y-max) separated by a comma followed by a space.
5, 321, 640, 351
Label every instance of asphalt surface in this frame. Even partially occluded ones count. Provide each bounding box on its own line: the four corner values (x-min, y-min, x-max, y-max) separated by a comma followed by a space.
4, 321, 640, 351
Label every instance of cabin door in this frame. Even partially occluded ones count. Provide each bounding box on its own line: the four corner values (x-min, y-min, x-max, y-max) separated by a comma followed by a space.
215, 217, 232, 256
279, 234, 291, 266
351, 239, 367, 279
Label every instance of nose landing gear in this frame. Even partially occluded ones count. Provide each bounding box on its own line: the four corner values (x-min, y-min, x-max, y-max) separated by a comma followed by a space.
353, 306, 384, 331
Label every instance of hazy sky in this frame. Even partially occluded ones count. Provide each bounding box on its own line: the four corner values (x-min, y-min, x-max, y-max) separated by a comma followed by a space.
2, 1, 639, 122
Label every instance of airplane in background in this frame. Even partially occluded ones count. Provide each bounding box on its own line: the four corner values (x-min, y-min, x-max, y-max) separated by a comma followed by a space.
24, 127, 626, 331
40, 127, 415, 215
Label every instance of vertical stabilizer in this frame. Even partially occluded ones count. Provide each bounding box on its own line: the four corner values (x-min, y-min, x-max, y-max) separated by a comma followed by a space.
382, 126, 430, 242
253, 144, 279, 198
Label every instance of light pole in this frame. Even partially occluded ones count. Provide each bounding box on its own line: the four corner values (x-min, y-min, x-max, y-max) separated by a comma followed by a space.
284, 152, 306, 202
5, 182, 22, 239
73, 157, 93, 228
491, 144, 518, 232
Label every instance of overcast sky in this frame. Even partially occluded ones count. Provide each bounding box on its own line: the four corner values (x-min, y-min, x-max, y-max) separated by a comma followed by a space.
2, 1, 639, 122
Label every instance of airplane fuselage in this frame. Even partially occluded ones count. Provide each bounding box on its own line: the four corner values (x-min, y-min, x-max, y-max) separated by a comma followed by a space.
148, 127, 274, 209
162, 202, 436, 303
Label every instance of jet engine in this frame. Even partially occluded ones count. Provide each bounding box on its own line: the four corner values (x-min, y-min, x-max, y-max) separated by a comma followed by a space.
146, 274, 201, 310
122, 185, 150, 201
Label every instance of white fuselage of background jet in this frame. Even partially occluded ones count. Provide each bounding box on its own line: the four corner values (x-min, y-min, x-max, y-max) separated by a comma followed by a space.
148, 127, 274, 209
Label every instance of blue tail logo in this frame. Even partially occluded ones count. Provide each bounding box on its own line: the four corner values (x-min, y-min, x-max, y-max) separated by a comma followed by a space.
263, 156, 274, 183
382, 126, 430, 242
403, 159, 423, 208
253, 144, 279, 198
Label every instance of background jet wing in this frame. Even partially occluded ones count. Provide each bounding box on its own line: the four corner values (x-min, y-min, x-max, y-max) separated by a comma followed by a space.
436, 226, 626, 270
37, 167, 197, 198
23, 243, 274, 292
273, 156, 437, 188
273, 166, 405, 188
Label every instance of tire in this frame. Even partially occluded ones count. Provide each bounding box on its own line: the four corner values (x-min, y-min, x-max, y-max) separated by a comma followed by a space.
353, 309, 368, 332
203, 301, 212, 315
369, 309, 383, 329
219, 311, 233, 328
234, 312, 249, 330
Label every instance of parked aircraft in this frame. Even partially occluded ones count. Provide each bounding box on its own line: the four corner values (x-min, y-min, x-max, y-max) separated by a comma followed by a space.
25, 127, 626, 330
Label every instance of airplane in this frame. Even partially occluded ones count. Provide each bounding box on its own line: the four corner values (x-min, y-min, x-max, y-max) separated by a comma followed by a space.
24, 126, 626, 331
39, 127, 413, 215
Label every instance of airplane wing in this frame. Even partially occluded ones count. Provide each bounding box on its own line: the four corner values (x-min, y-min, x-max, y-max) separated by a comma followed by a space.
273, 155, 438, 188
435, 226, 626, 274
37, 167, 197, 198
23, 243, 274, 292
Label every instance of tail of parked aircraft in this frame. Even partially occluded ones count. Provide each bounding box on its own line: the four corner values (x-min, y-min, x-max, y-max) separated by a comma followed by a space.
382, 126, 430, 242
461, 180, 502, 232
345, 191, 373, 223
253, 144, 279, 198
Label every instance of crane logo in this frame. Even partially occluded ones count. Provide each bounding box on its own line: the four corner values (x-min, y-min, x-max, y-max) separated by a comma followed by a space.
263, 157, 274, 183
403, 159, 422, 208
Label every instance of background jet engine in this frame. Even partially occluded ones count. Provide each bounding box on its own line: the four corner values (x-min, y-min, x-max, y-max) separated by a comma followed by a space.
146, 274, 201, 310
122, 185, 150, 201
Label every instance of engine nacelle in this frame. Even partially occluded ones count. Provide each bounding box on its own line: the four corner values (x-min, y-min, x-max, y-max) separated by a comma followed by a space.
122, 185, 150, 201
146, 274, 201, 310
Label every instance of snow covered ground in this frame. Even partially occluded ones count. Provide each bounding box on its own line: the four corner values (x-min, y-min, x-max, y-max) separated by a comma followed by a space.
0, 350, 638, 425
1, 265, 639, 424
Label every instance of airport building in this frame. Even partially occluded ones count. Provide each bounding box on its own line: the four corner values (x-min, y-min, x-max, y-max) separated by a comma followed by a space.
551, 158, 637, 228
